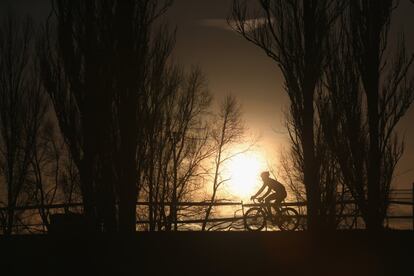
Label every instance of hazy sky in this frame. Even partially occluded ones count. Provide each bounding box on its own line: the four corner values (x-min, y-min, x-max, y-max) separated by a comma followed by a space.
2, 0, 414, 188
166, 0, 414, 189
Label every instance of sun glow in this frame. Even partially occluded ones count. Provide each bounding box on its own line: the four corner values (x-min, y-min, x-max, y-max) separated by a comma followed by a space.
225, 151, 267, 199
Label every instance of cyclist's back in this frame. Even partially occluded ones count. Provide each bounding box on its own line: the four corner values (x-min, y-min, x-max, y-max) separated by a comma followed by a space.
251, 171, 287, 210
265, 177, 286, 197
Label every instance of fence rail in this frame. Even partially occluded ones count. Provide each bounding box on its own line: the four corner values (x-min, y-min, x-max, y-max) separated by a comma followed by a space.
1, 185, 413, 233
0, 199, 411, 211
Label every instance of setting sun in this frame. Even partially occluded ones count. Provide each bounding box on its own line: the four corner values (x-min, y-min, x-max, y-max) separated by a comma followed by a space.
225, 151, 267, 199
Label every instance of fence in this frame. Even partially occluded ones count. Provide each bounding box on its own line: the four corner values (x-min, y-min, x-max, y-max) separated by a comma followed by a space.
1, 186, 413, 233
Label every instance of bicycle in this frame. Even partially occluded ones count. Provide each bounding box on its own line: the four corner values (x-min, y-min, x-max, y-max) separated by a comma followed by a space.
243, 198, 299, 231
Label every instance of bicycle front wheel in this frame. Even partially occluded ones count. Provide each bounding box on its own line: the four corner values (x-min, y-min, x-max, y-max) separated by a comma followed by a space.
278, 207, 299, 231
244, 207, 266, 231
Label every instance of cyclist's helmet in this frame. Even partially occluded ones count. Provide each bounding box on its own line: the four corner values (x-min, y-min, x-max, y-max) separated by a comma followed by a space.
260, 171, 270, 178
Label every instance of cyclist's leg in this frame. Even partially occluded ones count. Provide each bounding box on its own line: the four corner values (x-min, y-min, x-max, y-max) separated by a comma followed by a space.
275, 191, 287, 210
265, 193, 278, 216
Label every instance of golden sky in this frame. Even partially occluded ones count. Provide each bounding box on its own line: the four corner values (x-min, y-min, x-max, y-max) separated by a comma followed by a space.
166, 0, 414, 189
3, 0, 414, 189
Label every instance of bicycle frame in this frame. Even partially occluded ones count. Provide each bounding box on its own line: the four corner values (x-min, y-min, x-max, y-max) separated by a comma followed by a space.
243, 199, 300, 231
252, 199, 281, 218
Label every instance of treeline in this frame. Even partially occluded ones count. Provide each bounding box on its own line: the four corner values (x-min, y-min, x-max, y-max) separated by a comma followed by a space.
0, 1, 248, 234
1, 0, 413, 234
231, 0, 414, 230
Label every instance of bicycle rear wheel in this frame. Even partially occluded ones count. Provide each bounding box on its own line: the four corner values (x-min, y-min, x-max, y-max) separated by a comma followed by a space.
278, 207, 299, 231
244, 207, 266, 231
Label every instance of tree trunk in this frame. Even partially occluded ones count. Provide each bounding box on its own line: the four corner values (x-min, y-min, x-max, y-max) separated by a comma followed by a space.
366, 78, 382, 230
362, 2, 383, 230
302, 88, 320, 231
79, 156, 97, 232
115, 1, 140, 234
302, 1, 321, 231
118, 119, 138, 233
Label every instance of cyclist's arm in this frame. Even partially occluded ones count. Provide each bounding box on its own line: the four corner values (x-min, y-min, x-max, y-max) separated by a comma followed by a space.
252, 184, 266, 198
262, 187, 272, 198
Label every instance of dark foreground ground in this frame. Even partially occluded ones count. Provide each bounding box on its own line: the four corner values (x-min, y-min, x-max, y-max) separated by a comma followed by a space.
0, 231, 413, 276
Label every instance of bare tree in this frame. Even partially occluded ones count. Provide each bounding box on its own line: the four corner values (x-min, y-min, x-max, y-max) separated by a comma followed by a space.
230, 0, 343, 230
39, 1, 113, 230
0, 13, 49, 234
141, 63, 213, 231
322, 1, 414, 229
279, 103, 349, 230
28, 119, 65, 231
112, 0, 173, 233
39, 0, 173, 232
165, 69, 212, 230
201, 95, 244, 231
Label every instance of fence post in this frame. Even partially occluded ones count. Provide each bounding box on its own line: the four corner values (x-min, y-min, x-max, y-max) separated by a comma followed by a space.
355, 202, 358, 229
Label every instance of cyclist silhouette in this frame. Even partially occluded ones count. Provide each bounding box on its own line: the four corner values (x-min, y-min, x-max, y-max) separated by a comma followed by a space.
251, 171, 287, 216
